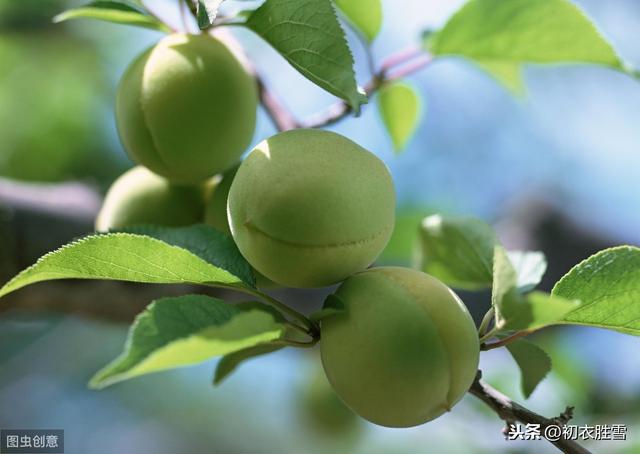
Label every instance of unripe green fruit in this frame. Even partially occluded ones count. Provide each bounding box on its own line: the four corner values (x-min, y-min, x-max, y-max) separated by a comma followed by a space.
116, 33, 257, 183
228, 129, 396, 288
320, 267, 480, 428
96, 166, 204, 231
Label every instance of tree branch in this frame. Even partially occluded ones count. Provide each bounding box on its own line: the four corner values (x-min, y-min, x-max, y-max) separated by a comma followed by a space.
469, 371, 591, 454
254, 47, 432, 132
299, 51, 432, 129
481, 330, 531, 351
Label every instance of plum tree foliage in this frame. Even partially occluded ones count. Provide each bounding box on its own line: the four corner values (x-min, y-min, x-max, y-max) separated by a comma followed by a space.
3, 0, 640, 450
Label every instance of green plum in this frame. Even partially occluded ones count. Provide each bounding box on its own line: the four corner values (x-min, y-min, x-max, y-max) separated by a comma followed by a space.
227, 129, 396, 288
116, 33, 257, 183
96, 166, 204, 231
320, 267, 480, 428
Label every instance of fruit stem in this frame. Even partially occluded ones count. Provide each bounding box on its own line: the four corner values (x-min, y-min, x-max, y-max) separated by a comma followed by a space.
273, 339, 317, 349
481, 330, 531, 351
241, 287, 321, 339
479, 327, 498, 343
284, 321, 316, 341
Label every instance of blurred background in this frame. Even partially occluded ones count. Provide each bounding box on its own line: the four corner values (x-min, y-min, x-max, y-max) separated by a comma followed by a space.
0, 0, 639, 452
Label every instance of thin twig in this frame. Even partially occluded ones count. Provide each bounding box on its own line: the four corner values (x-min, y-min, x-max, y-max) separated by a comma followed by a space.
257, 48, 431, 131
238, 286, 320, 339
300, 51, 431, 128
470, 372, 591, 454
200, 7, 430, 132
379, 45, 423, 73
298, 77, 380, 129
384, 54, 432, 82
482, 330, 531, 351
273, 339, 317, 349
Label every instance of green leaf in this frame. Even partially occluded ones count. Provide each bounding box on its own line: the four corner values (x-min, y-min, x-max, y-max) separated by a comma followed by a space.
0, 233, 250, 299
506, 291, 580, 332
507, 250, 547, 293
493, 247, 579, 332
419, 214, 497, 290
377, 82, 422, 153
491, 245, 518, 319
90, 295, 285, 388
552, 246, 640, 335
121, 224, 256, 288
214, 343, 283, 385
428, 0, 621, 93
310, 294, 346, 322
477, 60, 525, 94
245, 0, 367, 112
197, 0, 223, 29
53, 0, 170, 32
334, 0, 382, 42
506, 338, 551, 399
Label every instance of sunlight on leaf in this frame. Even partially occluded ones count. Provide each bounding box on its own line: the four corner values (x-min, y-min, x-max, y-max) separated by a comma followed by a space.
553, 246, 640, 335
428, 0, 621, 93
0, 233, 250, 299
377, 82, 422, 153
91, 295, 285, 388
245, 0, 367, 112
335, 0, 382, 42
53, 0, 169, 32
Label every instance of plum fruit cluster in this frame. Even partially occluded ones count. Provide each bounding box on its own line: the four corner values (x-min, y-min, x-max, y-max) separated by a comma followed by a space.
97, 33, 257, 232
99, 33, 480, 429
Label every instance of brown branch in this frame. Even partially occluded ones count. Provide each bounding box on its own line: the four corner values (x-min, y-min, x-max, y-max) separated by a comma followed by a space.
481, 330, 531, 351
192, 5, 431, 133
379, 45, 423, 72
299, 50, 432, 129
384, 54, 432, 83
254, 48, 432, 132
470, 371, 591, 454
